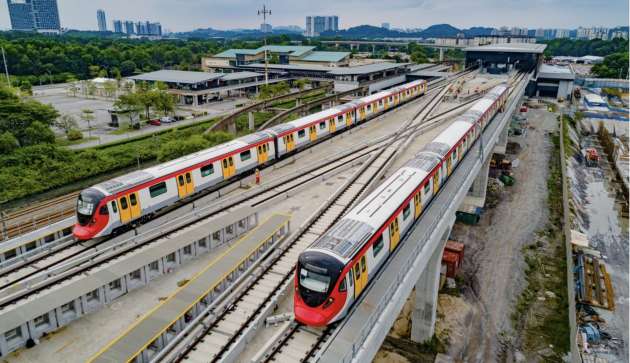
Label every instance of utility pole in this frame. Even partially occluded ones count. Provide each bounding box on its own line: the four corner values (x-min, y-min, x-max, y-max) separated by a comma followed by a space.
1, 47, 10, 86
257, 4, 271, 85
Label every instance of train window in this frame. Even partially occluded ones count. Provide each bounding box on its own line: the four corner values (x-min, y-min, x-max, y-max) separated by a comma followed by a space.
4, 248, 16, 259
348, 269, 353, 285
361, 256, 366, 272
178, 175, 185, 186
99, 205, 109, 215
319, 121, 326, 129
201, 164, 214, 177
423, 183, 430, 195
111, 201, 117, 213
186, 173, 192, 183
240, 150, 251, 161
367, 104, 371, 111
337, 115, 343, 122
354, 264, 360, 278
120, 197, 128, 210
130, 193, 137, 206
379, 100, 383, 106
298, 129, 306, 138
403, 204, 411, 220
223, 159, 228, 168
263, 143, 267, 152
150, 182, 168, 197
373, 235, 384, 257
34, 313, 50, 328
338, 278, 347, 292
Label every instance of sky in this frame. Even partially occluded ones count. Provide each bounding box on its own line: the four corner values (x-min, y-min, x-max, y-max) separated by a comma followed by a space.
0, 0, 627, 32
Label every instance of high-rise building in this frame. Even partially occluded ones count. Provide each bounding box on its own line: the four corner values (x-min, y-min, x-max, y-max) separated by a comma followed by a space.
7, 0, 60, 33
555, 29, 570, 39
124, 20, 135, 34
305, 15, 338, 37
611, 30, 629, 40
97, 9, 107, 32
113, 20, 123, 33
382, 23, 390, 30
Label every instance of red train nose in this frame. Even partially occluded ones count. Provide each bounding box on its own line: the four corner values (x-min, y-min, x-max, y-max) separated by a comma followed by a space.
73, 224, 95, 240
294, 304, 330, 326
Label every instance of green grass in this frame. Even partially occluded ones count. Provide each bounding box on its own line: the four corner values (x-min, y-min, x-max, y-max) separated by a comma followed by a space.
235, 111, 274, 130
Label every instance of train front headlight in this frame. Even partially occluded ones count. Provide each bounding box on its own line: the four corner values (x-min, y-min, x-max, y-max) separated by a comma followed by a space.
323, 297, 334, 309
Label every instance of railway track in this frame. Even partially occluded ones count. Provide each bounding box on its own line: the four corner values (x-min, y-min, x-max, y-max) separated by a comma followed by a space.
0, 192, 78, 240
253, 71, 530, 363
156, 76, 453, 363
0, 74, 465, 288
0, 82, 458, 304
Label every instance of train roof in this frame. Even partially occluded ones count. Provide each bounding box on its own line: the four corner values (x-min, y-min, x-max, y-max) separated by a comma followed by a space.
311, 166, 428, 261
361, 91, 391, 104
404, 152, 441, 172
93, 132, 272, 196
469, 98, 495, 115
486, 84, 508, 99
432, 121, 473, 148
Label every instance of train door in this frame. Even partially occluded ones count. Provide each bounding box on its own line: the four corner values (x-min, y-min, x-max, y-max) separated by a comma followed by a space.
372, 102, 377, 113
284, 134, 295, 152
221, 156, 235, 180
309, 125, 317, 141
257, 144, 268, 164
118, 195, 131, 223
389, 218, 400, 251
433, 168, 441, 194
446, 154, 453, 176
384, 97, 389, 110
360, 255, 368, 289
329, 118, 336, 133
346, 112, 353, 127
128, 192, 141, 219
176, 174, 188, 198
353, 260, 363, 297
414, 192, 422, 219
359, 107, 366, 121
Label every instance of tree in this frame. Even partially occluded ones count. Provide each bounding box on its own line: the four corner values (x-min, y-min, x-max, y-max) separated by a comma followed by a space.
22, 121, 55, 146
120, 60, 137, 76
66, 128, 83, 141
258, 84, 273, 100
155, 91, 176, 116
411, 48, 429, 64
81, 109, 95, 138
55, 114, 78, 134
294, 78, 309, 91
98, 68, 108, 78
114, 93, 142, 127
0, 85, 59, 146
86, 81, 97, 97
19, 80, 32, 95
0, 131, 18, 154
592, 52, 629, 79
88, 65, 101, 78
103, 80, 117, 98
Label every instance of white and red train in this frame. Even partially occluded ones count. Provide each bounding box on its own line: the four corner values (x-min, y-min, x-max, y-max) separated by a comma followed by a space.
294, 84, 509, 326
73, 80, 427, 240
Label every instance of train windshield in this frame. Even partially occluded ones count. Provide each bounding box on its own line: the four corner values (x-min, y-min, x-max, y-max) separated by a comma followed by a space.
299, 264, 331, 293
77, 198, 95, 216
76, 189, 104, 225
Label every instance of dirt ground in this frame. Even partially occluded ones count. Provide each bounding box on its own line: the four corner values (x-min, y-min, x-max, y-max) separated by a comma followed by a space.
568, 133, 629, 362
443, 107, 558, 361
373, 107, 559, 363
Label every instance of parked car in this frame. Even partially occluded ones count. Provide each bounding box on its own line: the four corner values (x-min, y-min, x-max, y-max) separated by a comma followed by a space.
148, 119, 161, 126
160, 116, 175, 123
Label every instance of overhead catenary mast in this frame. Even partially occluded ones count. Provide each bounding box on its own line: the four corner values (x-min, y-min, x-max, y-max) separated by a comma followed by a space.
257, 4, 271, 85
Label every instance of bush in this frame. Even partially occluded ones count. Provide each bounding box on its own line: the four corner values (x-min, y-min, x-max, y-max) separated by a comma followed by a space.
0, 131, 18, 154
157, 135, 209, 162
67, 129, 83, 141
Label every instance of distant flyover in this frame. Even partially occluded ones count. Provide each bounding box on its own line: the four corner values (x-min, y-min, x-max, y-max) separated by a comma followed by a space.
320, 40, 466, 61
